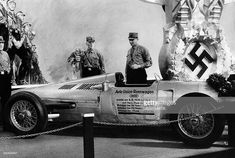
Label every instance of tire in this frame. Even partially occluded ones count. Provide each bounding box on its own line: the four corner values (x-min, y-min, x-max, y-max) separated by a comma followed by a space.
4, 91, 48, 136
171, 97, 225, 147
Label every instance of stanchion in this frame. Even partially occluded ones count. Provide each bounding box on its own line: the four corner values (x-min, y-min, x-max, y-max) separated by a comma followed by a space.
228, 114, 235, 147
82, 113, 95, 158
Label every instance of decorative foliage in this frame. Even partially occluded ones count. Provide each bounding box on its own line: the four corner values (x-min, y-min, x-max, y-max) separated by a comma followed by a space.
206, 73, 232, 96
160, 0, 235, 81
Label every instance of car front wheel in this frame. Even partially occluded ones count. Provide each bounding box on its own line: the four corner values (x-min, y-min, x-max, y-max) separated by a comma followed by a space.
4, 92, 48, 136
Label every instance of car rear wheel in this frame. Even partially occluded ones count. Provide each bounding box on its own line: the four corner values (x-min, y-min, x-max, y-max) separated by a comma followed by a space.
172, 97, 225, 147
4, 92, 48, 136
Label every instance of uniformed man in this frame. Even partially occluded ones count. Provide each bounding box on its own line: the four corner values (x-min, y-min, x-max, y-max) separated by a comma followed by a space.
227, 75, 235, 147
69, 36, 105, 78
0, 36, 11, 126
125, 32, 152, 84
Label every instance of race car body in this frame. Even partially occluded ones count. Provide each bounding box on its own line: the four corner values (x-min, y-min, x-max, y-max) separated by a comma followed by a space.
6, 72, 227, 147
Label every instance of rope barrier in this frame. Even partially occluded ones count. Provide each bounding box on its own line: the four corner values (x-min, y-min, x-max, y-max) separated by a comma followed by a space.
0, 105, 225, 140
0, 122, 82, 140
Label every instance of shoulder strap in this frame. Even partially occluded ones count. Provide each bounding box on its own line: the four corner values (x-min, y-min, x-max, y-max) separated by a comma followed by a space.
83, 51, 93, 66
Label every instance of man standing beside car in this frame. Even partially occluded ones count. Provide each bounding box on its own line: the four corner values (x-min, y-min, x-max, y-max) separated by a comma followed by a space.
68, 36, 105, 78
0, 36, 11, 128
125, 32, 152, 84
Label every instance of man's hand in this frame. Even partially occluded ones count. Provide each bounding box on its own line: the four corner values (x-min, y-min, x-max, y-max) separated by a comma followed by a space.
131, 64, 141, 69
75, 55, 81, 61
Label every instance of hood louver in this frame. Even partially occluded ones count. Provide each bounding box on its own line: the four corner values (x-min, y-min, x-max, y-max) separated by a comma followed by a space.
59, 84, 77, 89
77, 83, 100, 90
59, 83, 101, 90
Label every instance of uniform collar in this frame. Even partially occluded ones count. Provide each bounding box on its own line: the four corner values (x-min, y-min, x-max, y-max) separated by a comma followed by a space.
132, 44, 138, 49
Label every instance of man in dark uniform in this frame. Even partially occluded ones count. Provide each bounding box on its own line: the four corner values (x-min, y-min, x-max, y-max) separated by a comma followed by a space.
69, 36, 105, 78
0, 36, 11, 127
125, 32, 152, 84
227, 75, 235, 147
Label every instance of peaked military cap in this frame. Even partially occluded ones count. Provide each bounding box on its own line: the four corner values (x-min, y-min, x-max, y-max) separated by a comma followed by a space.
128, 32, 138, 39
86, 36, 95, 43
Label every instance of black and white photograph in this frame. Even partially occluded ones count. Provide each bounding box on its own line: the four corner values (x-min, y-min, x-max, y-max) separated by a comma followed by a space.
1, 0, 235, 157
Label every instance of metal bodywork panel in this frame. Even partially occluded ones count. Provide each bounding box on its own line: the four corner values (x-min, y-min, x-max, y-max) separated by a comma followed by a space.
157, 81, 219, 102
12, 73, 222, 124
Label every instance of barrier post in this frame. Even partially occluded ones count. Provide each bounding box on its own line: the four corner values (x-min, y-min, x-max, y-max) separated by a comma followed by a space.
228, 114, 235, 147
82, 113, 95, 158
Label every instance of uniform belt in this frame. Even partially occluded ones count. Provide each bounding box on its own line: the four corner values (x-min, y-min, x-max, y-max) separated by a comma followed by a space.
84, 67, 93, 71
84, 67, 99, 71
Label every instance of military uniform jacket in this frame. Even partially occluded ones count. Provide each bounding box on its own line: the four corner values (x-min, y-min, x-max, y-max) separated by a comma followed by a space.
79, 48, 105, 74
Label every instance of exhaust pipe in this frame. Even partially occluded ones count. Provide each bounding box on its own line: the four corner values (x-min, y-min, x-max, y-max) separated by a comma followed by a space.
48, 113, 60, 121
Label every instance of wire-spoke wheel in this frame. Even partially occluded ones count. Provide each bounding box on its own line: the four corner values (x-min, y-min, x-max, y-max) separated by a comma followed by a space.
171, 97, 225, 147
5, 92, 48, 136
10, 100, 38, 132
177, 103, 214, 140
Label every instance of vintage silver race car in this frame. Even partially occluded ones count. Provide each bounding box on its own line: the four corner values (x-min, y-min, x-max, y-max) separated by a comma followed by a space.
6, 72, 229, 147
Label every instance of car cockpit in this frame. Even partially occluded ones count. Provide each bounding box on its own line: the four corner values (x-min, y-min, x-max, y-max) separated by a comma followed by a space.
114, 72, 156, 87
